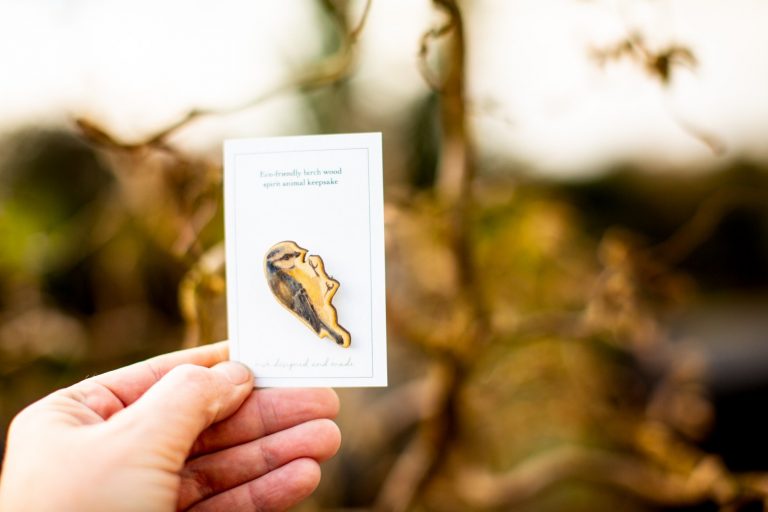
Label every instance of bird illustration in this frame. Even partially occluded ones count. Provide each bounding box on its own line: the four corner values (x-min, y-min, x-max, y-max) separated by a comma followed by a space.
264, 241, 351, 347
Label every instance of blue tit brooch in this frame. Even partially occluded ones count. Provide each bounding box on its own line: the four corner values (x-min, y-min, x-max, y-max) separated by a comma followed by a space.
264, 241, 351, 348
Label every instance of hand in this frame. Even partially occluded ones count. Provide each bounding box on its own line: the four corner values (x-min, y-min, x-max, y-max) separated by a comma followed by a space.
0, 342, 341, 512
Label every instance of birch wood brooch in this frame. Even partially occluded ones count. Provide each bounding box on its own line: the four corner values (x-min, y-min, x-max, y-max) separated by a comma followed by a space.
264, 241, 351, 347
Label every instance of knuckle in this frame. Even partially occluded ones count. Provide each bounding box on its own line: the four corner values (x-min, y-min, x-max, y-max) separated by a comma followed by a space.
7, 407, 33, 435
165, 364, 221, 402
168, 364, 212, 386
9, 392, 60, 431
259, 439, 280, 471
179, 465, 214, 506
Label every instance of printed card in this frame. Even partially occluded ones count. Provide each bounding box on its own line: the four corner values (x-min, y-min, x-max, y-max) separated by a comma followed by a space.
224, 133, 387, 387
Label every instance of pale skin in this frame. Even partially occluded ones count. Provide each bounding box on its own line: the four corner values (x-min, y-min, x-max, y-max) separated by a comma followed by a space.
0, 341, 341, 511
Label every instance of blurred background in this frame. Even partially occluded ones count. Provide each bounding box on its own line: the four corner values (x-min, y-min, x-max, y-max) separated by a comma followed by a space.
1, 0, 768, 510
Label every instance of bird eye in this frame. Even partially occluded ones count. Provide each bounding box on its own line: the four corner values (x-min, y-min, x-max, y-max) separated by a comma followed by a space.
281, 254, 291, 261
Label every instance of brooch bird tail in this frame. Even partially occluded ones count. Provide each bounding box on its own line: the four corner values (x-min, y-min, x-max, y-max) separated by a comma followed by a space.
320, 321, 351, 348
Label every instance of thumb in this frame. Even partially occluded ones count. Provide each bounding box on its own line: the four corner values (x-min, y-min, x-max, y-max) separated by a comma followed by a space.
112, 361, 254, 468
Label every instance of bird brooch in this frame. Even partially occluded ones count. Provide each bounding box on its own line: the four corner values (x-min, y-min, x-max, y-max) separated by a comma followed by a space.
264, 241, 351, 348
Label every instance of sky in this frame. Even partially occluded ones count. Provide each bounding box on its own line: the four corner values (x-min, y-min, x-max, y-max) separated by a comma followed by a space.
1, 0, 767, 177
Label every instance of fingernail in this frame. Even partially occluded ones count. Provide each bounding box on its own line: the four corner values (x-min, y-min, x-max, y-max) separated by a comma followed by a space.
214, 361, 253, 385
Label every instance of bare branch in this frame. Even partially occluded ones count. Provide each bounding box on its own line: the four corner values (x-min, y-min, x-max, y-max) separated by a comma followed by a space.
457, 446, 740, 508
591, 32, 697, 84
179, 242, 226, 348
348, 0, 373, 41
373, 362, 460, 512
666, 106, 727, 156
417, 15, 456, 92
374, 432, 435, 512
591, 32, 726, 155
650, 188, 768, 266
76, 0, 373, 151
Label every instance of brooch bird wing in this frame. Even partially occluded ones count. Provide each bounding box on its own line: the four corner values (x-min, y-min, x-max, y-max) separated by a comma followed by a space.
265, 241, 351, 347
278, 272, 323, 333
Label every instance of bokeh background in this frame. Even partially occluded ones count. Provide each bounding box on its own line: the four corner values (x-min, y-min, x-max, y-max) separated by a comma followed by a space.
2, 1, 768, 510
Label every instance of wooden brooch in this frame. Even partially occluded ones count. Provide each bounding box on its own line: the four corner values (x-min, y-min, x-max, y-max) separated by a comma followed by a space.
264, 241, 351, 348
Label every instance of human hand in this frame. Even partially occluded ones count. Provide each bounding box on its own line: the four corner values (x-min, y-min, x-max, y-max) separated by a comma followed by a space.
0, 341, 341, 512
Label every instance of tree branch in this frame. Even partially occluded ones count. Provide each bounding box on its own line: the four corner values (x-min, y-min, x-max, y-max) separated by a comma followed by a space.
457, 446, 741, 508
76, 0, 373, 151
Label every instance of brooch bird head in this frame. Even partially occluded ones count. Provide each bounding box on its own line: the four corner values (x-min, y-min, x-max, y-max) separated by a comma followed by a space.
265, 241, 308, 271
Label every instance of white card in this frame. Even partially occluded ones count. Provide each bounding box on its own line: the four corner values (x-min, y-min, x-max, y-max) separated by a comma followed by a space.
224, 133, 387, 387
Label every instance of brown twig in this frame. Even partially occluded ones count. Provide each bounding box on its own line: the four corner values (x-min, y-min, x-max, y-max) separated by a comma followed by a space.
649, 188, 768, 266
375, 3, 492, 509
417, 14, 457, 92
374, 430, 436, 512
665, 104, 727, 156
421, 0, 490, 337
591, 32, 726, 155
591, 32, 697, 85
373, 361, 462, 512
456, 445, 742, 509
178, 242, 226, 348
346, 0, 373, 41
76, 0, 373, 151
